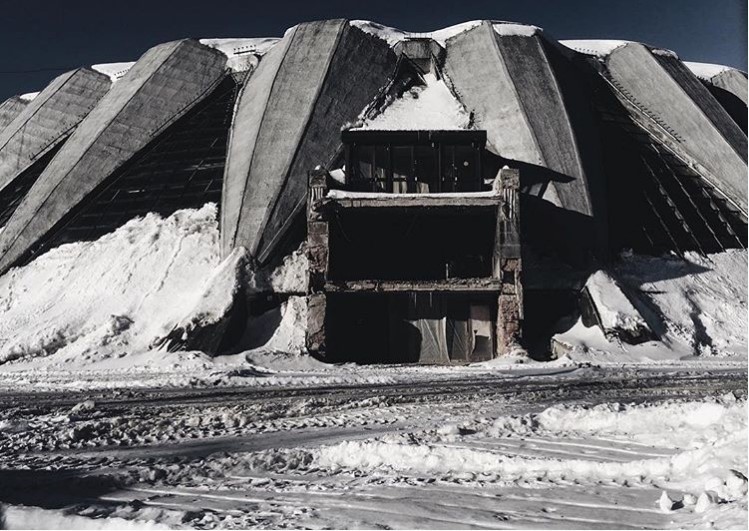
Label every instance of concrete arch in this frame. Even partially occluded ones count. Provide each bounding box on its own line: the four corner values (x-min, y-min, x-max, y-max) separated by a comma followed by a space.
221, 19, 397, 263
0, 39, 227, 273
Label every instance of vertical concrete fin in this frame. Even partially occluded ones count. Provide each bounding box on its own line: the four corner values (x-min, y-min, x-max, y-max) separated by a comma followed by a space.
0, 96, 28, 133
605, 43, 747, 214
0, 39, 227, 274
222, 19, 397, 263
0, 68, 112, 195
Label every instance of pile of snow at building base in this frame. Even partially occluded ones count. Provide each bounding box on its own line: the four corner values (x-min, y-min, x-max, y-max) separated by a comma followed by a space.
0, 205, 745, 372
0, 204, 304, 371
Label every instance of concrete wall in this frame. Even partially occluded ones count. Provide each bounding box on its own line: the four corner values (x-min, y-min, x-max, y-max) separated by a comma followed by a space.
605, 43, 747, 214
0, 39, 227, 273
653, 54, 746, 162
0, 69, 111, 196
222, 19, 397, 262
701, 69, 747, 133
711, 68, 748, 105
0, 96, 27, 132
444, 22, 602, 220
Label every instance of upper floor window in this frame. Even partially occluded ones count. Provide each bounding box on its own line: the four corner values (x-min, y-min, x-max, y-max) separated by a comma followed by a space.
342, 130, 487, 193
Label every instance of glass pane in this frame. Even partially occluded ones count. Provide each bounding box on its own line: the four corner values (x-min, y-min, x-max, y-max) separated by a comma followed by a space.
354, 145, 374, 184
415, 145, 437, 193
373, 145, 389, 192
440, 145, 457, 192
392, 146, 412, 193
454, 145, 475, 191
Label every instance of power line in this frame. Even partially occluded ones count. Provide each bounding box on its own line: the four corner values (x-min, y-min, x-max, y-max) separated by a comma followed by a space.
0, 66, 77, 74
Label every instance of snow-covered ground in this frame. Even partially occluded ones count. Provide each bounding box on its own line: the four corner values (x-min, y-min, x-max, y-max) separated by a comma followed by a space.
0, 206, 746, 529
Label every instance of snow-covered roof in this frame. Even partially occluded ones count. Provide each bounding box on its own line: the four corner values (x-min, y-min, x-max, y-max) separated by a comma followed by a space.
91, 62, 136, 82
684, 61, 735, 80
560, 40, 630, 57
493, 22, 540, 37
561, 39, 678, 59
199, 38, 280, 58
355, 73, 470, 131
352, 20, 482, 46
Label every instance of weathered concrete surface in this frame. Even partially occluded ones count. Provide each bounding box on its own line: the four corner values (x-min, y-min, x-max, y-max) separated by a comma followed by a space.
0, 69, 111, 197
222, 19, 397, 263
0, 39, 227, 273
444, 23, 604, 221
605, 43, 748, 214
711, 68, 748, 105
696, 68, 747, 133
0, 96, 27, 132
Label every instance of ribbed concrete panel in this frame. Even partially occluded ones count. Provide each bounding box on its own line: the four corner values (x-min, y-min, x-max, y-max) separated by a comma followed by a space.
223, 20, 396, 261
445, 23, 603, 220
699, 68, 747, 133
0, 39, 227, 273
712, 68, 748, 105
605, 43, 747, 214
444, 23, 541, 167
0, 69, 111, 196
653, 54, 746, 161
0, 96, 27, 132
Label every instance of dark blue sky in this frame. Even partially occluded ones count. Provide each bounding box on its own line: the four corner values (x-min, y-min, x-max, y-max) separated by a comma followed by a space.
0, 0, 746, 101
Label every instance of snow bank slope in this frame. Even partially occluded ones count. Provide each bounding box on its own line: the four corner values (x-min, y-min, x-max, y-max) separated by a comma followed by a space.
0, 204, 234, 367
556, 249, 748, 361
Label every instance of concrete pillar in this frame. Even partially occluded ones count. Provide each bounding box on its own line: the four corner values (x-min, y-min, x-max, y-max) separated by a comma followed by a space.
306, 168, 329, 357
494, 167, 523, 354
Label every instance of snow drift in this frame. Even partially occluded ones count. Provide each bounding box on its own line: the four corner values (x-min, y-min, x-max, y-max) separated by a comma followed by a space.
0, 204, 238, 366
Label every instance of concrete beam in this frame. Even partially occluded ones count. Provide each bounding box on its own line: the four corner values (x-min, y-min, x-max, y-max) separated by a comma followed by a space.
222, 19, 397, 264
604, 43, 747, 215
320, 192, 502, 210
323, 278, 502, 293
0, 96, 27, 132
0, 39, 227, 273
0, 69, 111, 197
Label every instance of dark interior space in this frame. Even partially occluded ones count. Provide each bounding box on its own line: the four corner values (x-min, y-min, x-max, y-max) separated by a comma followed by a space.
21, 74, 241, 264
0, 142, 65, 228
328, 208, 496, 281
705, 84, 748, 133
326, 292, 496, 364
341, 130, 490, 193
591, 73, 747, 255
522, 289, 581, 359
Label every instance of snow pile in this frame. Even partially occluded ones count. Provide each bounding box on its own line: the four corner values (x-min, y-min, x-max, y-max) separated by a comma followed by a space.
248, 244, 307, 294
18, 92, 39, 102
200, 38, 280, 57
685, 61, 735, 80
0, 204, 234, 367
556, 249, 747, 361
91, 62, 136, 81
357, 72, 470, 131
584, 269, 651, 342
351, 20, 482, 47
0, 504, 171, 530
200, 38, 280, 72
249, 296, 307, 354
560, 39, 629, 57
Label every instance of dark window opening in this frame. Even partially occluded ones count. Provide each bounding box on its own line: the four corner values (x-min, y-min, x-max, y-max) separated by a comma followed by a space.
328, 208, 496, 281
342, 130, 486, 193
0, 142, 65, 228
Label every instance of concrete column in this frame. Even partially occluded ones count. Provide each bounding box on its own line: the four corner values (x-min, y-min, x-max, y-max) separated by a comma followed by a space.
306, 168, 329, 357
495, 167, 523, 354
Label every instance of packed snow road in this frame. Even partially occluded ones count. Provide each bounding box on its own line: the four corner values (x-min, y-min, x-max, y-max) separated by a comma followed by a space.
0, 364, 746, 529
